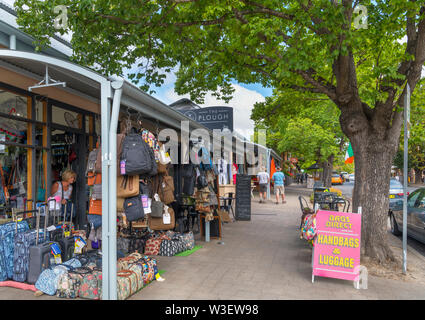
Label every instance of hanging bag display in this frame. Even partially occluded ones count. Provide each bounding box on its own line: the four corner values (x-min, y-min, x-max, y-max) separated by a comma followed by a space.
150, 194, 164, 218
117, 175, 139, 198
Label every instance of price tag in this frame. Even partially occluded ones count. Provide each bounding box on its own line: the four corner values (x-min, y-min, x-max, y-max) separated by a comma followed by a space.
120, 160, 126, 175
74, 236, 87, 254
51, 243, 62, 264
163, 212, 171, 225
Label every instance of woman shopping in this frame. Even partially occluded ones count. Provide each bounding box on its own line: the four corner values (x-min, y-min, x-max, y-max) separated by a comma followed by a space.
50, 169, 76, 220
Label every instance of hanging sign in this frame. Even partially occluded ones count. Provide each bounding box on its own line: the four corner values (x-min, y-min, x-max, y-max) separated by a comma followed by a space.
312, 210, 361, 282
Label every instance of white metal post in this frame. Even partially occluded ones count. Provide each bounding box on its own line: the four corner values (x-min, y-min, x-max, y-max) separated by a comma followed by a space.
107, 80, 123, 300
403, 84, 410, 274
101, 80, 112, 299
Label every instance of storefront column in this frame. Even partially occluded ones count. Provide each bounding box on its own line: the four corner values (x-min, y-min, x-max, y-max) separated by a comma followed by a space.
107, 80, 123, 300
100, 80, 112, 299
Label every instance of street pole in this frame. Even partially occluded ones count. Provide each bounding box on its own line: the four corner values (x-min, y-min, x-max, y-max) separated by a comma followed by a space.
402, 83, 410, 275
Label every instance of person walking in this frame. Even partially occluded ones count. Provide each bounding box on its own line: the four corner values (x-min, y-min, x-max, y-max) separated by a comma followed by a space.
257, 167, 269, 203
272, 167, 286, 204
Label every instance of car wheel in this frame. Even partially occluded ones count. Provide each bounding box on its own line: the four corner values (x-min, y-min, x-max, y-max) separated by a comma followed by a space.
390, 213, 402, 236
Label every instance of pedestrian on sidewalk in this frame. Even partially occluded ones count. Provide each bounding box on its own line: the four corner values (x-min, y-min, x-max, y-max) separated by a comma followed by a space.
272, 167, 286, 204
257, 167, 269, 203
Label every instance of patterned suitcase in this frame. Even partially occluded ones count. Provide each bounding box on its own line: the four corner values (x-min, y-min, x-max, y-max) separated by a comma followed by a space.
0, 220, 29, 281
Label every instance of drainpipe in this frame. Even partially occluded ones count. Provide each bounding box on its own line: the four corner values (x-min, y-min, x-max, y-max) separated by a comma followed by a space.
107, 80, 124, 300
9, 35, 16, 50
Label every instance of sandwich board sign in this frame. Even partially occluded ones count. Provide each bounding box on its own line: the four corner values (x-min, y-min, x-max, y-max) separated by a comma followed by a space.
312, 210, 362, 285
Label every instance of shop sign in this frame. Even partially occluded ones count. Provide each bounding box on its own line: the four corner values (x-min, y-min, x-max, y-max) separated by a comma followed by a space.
312, 210, 361, 282
183, 106, 233, 132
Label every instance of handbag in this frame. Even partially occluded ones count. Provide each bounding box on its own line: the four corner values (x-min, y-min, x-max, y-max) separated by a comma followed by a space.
117, 252, 144, 271
149, 206, 175, 231
150, 193, 164, 218
37, 154, 46, 202
117, 175, 140, 198
158, 174, 175, 205
87, 173, 102, 186
89, 199, 102, 215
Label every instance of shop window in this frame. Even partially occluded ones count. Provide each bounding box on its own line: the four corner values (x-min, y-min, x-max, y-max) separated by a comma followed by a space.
0, 90, 28, 118
0, 118, 27, 145
35, 99, 45, 122
0, 146, 28, 210
52, 105, 81, 129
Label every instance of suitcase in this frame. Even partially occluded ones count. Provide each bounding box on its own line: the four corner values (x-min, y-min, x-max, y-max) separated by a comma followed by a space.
59, 203, 76, 261
13, 207, 50, 282
27, 208, 61, 284
0, 216, 29, 281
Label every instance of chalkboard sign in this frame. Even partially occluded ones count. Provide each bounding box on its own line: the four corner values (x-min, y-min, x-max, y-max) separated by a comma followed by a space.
235, 174, 251, 221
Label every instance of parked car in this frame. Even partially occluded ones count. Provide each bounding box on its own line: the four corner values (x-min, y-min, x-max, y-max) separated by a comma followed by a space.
348, 174, 355, 182
331, 174, 343, 185
390, 187, 425, 244
341, 172, 350, 181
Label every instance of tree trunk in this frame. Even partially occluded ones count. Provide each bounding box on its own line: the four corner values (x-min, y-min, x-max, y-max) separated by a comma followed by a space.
414, 168, 422, 184
321, 155, 334, 188
350, 133, 398, 263
339, 99, 402, 264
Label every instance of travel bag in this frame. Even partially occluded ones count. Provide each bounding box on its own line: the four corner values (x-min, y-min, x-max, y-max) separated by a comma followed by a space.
117, 269, 142, 300
144, 237, 163, 256
78, 267, 102, 299
56, 267, 92, 299
58, 203, 76, 261
27, 209, 61, 284
0, 219, 29, 281
34, 258, 81, 296
158, 239, 179, 257
13, 207, 50, 282
117, 251, 144, 271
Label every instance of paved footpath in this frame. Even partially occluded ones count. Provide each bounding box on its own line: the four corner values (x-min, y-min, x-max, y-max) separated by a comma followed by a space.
1, 189, 425, 300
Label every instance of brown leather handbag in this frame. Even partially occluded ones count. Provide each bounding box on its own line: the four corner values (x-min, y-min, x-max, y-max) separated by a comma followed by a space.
149, 207, 175, 231
117, 175, 139, 198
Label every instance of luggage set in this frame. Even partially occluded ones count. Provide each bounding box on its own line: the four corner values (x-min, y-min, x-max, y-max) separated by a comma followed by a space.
0, 199, 87, 287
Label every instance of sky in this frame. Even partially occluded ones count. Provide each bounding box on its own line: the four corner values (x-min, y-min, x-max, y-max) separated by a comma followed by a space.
146, 70, 273, 139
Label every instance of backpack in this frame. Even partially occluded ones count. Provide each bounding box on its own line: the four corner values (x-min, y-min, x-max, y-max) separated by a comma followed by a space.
120, 134, 154, 176
123, 196, 144, 222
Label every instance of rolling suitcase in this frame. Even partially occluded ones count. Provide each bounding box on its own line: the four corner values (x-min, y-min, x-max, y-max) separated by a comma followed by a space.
13, 206, 50, 282
27, 208, 61, 284
0, 212, 29, 281
59, 203, 76, 261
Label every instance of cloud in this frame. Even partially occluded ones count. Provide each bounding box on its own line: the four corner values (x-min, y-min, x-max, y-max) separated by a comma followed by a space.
157, 83, 266, 140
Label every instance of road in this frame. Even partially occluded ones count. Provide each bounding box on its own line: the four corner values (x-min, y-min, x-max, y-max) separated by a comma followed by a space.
338, 180, 425, 257
336, 180, 419, 198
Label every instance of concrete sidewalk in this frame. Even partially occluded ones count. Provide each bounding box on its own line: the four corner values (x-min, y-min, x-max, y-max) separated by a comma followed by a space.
1, 189, 425, 300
